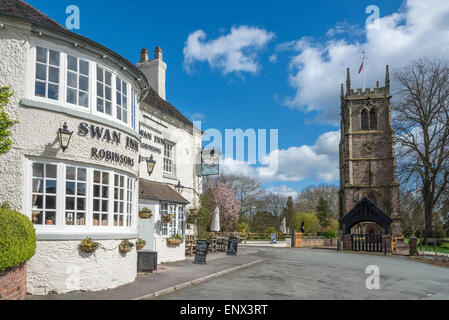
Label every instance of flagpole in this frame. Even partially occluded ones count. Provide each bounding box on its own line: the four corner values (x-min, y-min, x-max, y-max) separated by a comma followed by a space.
363, 52, 367, 91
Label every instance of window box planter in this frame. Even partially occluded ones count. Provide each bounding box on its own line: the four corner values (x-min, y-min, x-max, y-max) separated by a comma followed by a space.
139, 208, 153, 219
166, 236, 184, 246
119, 240, 134, 254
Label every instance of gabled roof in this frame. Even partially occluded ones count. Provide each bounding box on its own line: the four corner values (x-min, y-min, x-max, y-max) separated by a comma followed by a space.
0, 0, 64, 29
139, 179, 189, 205
143, 88, 193, 128
342, 197, 392, 234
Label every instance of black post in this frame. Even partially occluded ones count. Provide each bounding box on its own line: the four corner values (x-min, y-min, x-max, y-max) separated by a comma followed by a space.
337, 239, 341, 252
292, 229, 296, 248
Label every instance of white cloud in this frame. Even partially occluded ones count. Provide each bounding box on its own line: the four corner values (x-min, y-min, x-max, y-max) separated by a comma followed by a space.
221, 130, 340, 183
285, 0, 449, 124
266, 185, 299, 199
183, 26, 275, 75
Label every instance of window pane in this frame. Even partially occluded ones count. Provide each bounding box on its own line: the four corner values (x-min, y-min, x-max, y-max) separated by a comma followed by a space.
67, 88, 77, 104
93, 199, 100, 211
93, 185, 100, 197
79, 91, 88, 107
78, 168, 86, 181
116, 77, 121, 91
97, 67, 103, 82
46, 196, 56, 209
46, 180, 57, 194
33, 163, 44, 177
94, 171, 101, 183
97, 98, 104, 113
49, 50, 60, 66
116, 92, 121, 106
34, 195, 43, 209
79, 60, 89, 76
105, 102, 112, 115
46, 165, 57, 178
35, 81, 46, 97
32, 179, 44, 193
77, 213, 86, 226
105, 71, 112, 85
36, 47, 47, 63
49, 67, 59, 83
48, 84, 58, 100
68, 55, 77, 71
66, 212, 75, 225
36, 63, 46, 81
102, 200, 108, 211
105, 87, 111, 100
45, 212, 56, 225
66, 197, 75, 210
66, 182, 76, 195
122, 82, 127, 94
79, 75, 89, 91
123, 111, 127, 124
102, 172, 109, 184
67, 71, 77, 88
66, 166, 76, 180
77, 198, 85, 211
102, 186, 108, 198
97, 82, 104, 98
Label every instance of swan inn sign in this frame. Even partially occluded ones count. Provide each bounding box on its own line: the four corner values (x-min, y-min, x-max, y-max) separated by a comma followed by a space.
78, 122, 139, 167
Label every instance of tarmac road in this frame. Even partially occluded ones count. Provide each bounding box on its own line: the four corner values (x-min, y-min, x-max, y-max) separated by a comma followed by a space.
160, 247, 449, 300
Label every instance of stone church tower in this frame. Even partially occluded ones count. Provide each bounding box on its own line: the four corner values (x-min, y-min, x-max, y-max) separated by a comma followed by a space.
338, 66, 401, 236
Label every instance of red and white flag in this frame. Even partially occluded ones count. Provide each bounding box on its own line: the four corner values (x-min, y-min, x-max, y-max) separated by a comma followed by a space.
359, 51, 366, 74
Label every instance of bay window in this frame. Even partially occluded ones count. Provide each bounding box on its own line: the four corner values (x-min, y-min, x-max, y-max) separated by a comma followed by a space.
28, 160, 136, 231
160, 203, 185, 237
31, 44, 139, 131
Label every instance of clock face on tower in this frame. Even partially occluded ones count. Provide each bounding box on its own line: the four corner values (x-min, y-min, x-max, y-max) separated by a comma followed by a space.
365, 143, 376, 154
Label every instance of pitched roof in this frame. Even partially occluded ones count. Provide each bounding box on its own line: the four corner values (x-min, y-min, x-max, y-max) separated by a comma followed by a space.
139, 179, 189, 205
0, 0, 64, 29
144, 88, 193, 128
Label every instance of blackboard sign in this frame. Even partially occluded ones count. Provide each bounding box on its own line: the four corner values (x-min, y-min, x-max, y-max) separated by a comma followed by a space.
194, 240, 209, 265
137, 251, 158, 272
270, 233, 277, 244
227, 237, 238, 256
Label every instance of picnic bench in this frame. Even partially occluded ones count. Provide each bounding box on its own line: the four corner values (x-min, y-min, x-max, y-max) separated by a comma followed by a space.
185, 235, 197, 256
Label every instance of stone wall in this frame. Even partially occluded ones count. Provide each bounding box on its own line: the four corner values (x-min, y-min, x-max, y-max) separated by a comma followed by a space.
0, 263, 27, 300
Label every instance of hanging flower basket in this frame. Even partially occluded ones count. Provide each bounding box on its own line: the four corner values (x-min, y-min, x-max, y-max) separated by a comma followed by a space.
161, 213, 174, 224
189, 209, 198, 216
139, 208, 153, 219
78, 238, 99, 253
119, 240, 134, 254
167, 234, 184, 246
136, 238, 147, 251
186, 216, 197, 224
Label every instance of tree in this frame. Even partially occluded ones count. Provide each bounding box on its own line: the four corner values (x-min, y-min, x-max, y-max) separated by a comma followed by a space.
0, 87, 17, 155
316, 197, 333, 230
295, 184, 339, 218
283, 197, 295, 229
393, 59, 449, 238
258, 192, 287, 228
213, 182, 241, 232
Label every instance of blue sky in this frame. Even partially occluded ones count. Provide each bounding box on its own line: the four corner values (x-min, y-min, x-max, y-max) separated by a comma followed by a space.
27, 0, 446, 197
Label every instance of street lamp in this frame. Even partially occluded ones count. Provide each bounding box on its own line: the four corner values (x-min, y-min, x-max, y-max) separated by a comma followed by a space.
175, 180, 184, 195
58, 122, 73, 152
140, 155, 156, 176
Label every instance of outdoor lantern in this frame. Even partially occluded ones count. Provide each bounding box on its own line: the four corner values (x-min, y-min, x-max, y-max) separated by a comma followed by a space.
146, 155, 156, 175
175, 180, 184, 195
57, 122, 73, 152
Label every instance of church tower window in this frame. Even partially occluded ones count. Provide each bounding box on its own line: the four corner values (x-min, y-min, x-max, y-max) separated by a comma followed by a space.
361, 109, 369, 130
370, 108, 377, 130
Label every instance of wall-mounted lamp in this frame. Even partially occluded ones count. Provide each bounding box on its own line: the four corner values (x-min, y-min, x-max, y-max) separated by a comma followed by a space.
175, 181, 184, 195
140, 155, 156, 176
58, 122, 73, 152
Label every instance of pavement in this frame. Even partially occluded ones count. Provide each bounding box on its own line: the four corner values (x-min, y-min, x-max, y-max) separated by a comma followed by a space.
25, 249, 262, 300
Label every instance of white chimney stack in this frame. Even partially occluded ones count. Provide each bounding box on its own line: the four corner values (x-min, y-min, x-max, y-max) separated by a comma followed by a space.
137, 47, 167, 100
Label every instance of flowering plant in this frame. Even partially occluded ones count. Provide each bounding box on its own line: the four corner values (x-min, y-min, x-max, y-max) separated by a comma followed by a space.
136, 238, 147, 251
161, 212, 174, 224
78, 238, 99, 253
119, 240, 134, 254
167, 234, 184, 245
139, 208, 153, 219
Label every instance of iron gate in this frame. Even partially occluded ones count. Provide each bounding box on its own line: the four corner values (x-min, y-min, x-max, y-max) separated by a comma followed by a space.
351, 234, 383, 252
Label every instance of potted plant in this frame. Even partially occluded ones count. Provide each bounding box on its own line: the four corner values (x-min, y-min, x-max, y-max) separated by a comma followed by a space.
119, 240, 134, 254
167, 234, 184, 246
78, 238, 99, 253
161, 211, 174, 224
139, 207, 153, 219
136, 238, 147, 251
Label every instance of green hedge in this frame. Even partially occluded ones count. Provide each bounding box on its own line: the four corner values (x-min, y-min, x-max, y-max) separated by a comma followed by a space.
0, 208, 37, 273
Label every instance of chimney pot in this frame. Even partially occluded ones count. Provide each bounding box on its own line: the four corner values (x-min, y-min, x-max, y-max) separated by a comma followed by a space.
155, 47, 162, 60
140, 48, 149, 63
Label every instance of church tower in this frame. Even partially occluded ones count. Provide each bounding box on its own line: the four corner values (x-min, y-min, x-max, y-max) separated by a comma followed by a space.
338, 66, 401, 236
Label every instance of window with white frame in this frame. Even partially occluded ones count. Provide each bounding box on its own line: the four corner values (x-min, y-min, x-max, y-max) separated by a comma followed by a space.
65, 166, 87, 226
35, 46, 60, 100
113, 174, 126, 227
31, 44, 139, 131
163, 142, 174, 174
93, 170, 110, 226
116, 77, 128, 124
126, 177, 134, 227
66, 55, 89, 108
160, 203, 185, 237
31, 163, 57, 225
96, 66, 113, 116
29, 160, 136, 231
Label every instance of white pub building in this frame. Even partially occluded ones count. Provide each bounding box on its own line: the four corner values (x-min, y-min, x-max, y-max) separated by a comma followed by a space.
0, 0, 202, 295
